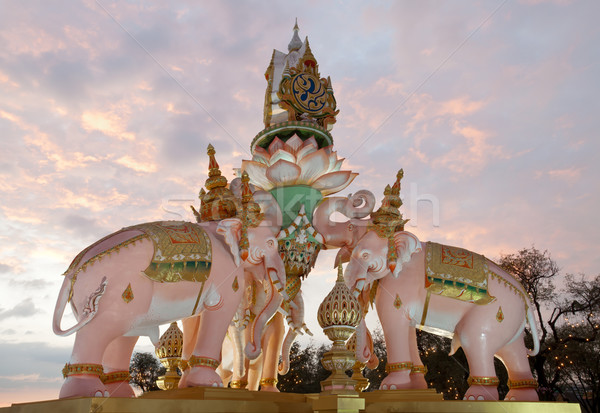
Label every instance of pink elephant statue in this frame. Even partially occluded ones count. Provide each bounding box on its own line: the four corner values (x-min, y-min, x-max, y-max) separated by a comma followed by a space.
344, 230, 540, 401
53, 192, 286, 399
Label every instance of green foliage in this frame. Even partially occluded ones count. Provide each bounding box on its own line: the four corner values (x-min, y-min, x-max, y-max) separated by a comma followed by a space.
129, 352, 166, 393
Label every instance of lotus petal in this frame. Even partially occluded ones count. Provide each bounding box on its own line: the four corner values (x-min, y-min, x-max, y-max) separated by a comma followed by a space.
295, 139, 319, 162
285, 134, 304, 155
252, 147, 270, 165
325, 151, 338, 173
322, 144, 334, 155
312, 171, 358, 196
268, 137, 285, 155
242, 160, 273, 190
297, 149, 330, 185
333, 158, 344, 172
266, 160, 301, 186
269, 148, 297, 165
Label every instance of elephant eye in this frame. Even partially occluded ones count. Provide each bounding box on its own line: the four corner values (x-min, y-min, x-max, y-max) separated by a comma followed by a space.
348, 223, 354, 231
266, 238, 276, 248
362, 251, 369, 260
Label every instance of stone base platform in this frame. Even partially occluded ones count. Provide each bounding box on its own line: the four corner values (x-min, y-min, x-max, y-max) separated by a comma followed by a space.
0, 387, 580, 413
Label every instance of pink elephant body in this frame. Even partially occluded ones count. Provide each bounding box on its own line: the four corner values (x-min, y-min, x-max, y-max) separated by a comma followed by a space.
345, 230, 540, 401
53, 219, 285, 399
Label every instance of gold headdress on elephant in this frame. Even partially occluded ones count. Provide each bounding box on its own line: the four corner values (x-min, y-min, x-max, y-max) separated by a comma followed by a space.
238, 171, 264, 260
369, 169, 409, 272
191, 144, 237, 222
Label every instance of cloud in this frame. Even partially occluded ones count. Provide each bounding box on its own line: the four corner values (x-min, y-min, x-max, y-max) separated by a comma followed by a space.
0, 263, 11, 274
81, 109, 136, 141
0, 299, 39, 321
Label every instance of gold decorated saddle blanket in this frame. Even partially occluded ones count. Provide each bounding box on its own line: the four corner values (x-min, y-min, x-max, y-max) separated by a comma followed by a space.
65, 221, 212, 284
425, 242, 495, 305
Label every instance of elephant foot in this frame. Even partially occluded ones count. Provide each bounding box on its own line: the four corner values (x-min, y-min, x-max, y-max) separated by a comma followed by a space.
409, 373, 428, 389
178, 370, 188, 388
183, 367, 223, 388
463, 385, 499, 401
259, 384, 279, 392
380, 372, 411, 390
105, 381, 135, 398
504, 388, 539, 401
59, 376, 108, 399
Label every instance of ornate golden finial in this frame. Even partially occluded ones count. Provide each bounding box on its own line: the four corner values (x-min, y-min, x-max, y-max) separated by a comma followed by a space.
193, 144, 237, 222
317, 264, 362, 394
301, 37, 317, 69
336, 263, 344, 282
205, 144, 227, 189
369, 170, 409, 272
155, 322, 183, 390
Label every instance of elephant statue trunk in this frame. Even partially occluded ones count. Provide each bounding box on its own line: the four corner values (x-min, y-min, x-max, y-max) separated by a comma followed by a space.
278, 291, 307, 375
245, 278, 283, 360
313, 190, 375, 249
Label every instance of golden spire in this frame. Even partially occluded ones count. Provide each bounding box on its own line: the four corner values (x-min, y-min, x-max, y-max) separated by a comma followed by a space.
205, 144, 227, 190
301, 37, 317, 68
191, 144, 237, 222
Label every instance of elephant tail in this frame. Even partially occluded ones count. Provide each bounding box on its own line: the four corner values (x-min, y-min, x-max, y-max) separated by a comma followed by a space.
53, 275, 107, 336
526, 304, 540, 356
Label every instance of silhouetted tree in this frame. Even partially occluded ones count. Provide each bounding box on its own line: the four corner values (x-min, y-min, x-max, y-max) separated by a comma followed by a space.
499, 247, 600, 408
129, 352, 165, 392
277, 341, 329, 393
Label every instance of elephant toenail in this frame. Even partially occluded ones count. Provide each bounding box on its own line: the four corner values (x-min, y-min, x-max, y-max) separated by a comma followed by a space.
477, 395, 484, 400
390, 385, 397, 390
212, 382, 218, 387
94, 391, 104, 397
468, 395, 475, 400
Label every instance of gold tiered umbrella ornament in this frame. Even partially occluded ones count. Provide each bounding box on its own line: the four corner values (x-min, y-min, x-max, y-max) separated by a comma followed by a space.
317, 265, 362, 394
154, 322, 183, 390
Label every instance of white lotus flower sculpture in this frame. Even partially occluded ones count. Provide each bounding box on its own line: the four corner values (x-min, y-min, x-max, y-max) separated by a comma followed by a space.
242, 135, 357, 196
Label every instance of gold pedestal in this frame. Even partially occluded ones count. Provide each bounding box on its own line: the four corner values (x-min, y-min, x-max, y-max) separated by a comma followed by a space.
320, 347, 357, 395
0, 388, 582, 413
155, 369, 180, 391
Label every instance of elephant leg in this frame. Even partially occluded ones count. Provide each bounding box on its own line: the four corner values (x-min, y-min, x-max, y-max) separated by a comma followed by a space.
260, 312, 284, 392
377, 295, 413, 390
496, 334, 539, 401
408, 328, 428, 389
179, 316, 201, 388
247, 353, 263, 391
456, 311, 501, 401
185, 278, 243, 388
102, 336, 138, 397
59, 328, 118, 398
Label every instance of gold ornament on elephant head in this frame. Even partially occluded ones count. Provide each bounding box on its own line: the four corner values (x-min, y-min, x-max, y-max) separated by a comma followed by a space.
369, 169, 410, 272
239, 171, 263, 261
191, 144, 237, 222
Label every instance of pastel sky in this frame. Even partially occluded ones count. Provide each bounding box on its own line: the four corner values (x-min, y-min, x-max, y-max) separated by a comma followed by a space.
1, 0, 598, 406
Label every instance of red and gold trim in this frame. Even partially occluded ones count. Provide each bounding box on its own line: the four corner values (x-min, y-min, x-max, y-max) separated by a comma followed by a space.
188, 355, 220, 370
102, 371, 131, 384
410, 365, 428, 375
467, 375, 500, 386
508, 378, 538, 389
62, 363, 104, 379
385, 361, 413, 373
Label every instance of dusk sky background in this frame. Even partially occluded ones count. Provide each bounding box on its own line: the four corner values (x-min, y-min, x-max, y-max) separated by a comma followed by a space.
1, 0, 599, 406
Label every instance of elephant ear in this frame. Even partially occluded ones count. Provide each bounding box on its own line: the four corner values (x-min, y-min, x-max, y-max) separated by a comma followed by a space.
392, 231, 422, 278
216, 218, 243, 266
